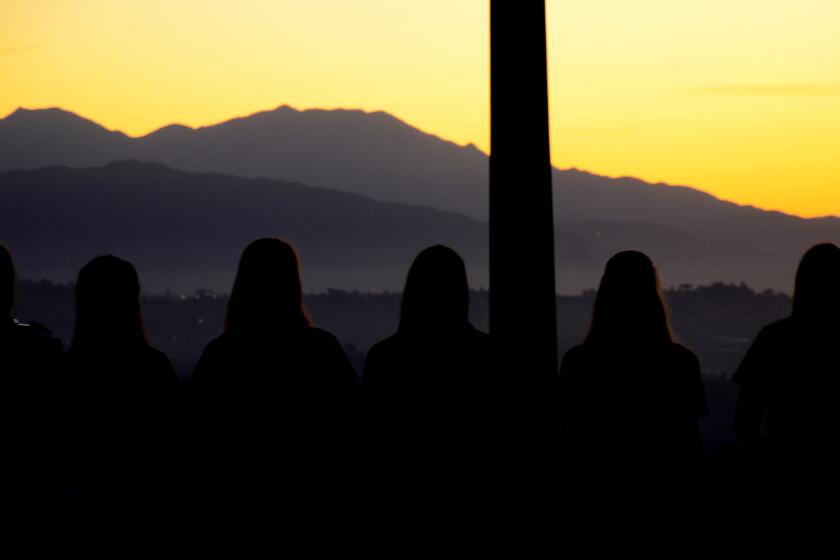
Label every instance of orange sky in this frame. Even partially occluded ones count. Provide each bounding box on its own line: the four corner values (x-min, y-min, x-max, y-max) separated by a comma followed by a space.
2, 0, 840, 217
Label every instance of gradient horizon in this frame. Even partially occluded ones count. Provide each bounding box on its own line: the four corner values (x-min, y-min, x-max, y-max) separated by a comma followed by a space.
2, 0, 839, 218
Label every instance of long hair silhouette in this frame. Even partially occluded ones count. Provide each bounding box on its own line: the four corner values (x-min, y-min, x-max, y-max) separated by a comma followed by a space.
398, 245, 469, 336
585, 250, 673, 347
792, 242, 840, 326
71, 255, 148, 352
69, 256, 179, 500
0, 244, 14, 317
733, 242, 840, 468
560, 251, 706, 477
224, 238, 311, 334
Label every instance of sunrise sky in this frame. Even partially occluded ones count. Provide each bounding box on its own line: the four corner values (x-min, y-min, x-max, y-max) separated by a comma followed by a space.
2, 0, 839, 217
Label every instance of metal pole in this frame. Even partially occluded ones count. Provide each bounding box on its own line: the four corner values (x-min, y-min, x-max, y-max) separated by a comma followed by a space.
489, 0, 558, 380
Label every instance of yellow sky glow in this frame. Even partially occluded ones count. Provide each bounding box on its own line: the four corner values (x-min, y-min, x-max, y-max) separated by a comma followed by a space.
2, 0, 840, 217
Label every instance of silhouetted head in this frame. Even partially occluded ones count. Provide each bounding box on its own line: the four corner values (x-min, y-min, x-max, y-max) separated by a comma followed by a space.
792, 243, 840, 325
586, 251, 674, 347
224, 238, 311, 334
398, 245, 469, 336
1, 244, 14, 317
72, 255, 148, 352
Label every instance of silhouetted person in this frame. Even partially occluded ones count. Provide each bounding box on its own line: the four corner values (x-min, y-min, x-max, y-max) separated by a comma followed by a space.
361, 246, 503, 497
1, 244, 65, 497
559, 251, 707, 477
191, 238, 357, 393
363, 245, 495, 388
67, 255, 180, 497
188, 239, 357, 497
733, 243, 840, 471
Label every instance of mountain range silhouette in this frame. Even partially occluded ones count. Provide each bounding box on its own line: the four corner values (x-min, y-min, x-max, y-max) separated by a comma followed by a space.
1, 106, 838, 292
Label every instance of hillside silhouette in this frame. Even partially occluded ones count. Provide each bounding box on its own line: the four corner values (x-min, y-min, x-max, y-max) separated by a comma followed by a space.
0, 106, 484, 217
3, 107, 839, 236
2, 160, 838, 292
0, 162, 486, 292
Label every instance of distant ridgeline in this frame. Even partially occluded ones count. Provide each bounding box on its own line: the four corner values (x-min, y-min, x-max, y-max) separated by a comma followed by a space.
16, 279, 789, 378
2, 107, 840, 294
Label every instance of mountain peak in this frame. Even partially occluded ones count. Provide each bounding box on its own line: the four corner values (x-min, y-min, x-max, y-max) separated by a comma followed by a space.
6, 107, 31, 118
148, 123, 194, 137
0, 107, 128, 138
4, 106, 82, 122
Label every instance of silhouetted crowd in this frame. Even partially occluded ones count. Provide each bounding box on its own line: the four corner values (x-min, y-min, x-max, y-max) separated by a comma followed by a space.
2, 239, 839, 498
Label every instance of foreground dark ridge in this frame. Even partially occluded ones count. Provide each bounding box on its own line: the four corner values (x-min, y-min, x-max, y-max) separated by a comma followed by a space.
2, 162, 838, 293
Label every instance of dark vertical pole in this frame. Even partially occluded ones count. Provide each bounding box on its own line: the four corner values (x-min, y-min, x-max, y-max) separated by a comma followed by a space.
490, 1, 558, 380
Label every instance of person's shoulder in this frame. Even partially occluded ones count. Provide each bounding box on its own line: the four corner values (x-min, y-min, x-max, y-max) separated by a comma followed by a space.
297, 326, 352, 358
6, 317, 53, 336
660, 344, 704, 393
362, 334, 401, 382
736, 318, 793, 356
668, 342, 698, 359
465, 324, 492, 343
662, 342, 700, 369
301, 326, 342, 345
562, 343, 589, 362
466, 323, 490, 337
200, 333, 252, 360
202, 333, 230, 352
559, 343, 591, 372
364, 334, 404, 370
140, 345, 175, 369
759, 317, 793, 338
5, 318, 63, 350
142, 344, 169, 361
367, 333, 400, 355
564, 343, 587, 356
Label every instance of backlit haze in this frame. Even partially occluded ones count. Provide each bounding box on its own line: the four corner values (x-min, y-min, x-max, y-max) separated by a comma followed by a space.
2, 0, 839, 217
